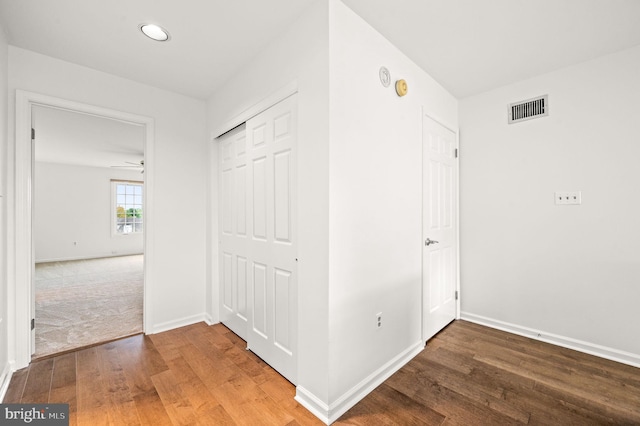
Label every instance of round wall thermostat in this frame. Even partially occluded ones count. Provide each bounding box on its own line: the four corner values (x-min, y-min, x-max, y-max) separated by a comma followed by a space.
379, 67, 391, 88
395, 79, 408, 97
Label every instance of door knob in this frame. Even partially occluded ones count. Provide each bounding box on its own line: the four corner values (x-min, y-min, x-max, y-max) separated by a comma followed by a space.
425, 238, 439, 246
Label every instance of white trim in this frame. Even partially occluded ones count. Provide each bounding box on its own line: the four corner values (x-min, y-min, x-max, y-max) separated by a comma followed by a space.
0, 361, 13, 402
294, 387, 331, 425
455, 129, 461, 320
461, 312, 640, 369
35, 252, 144, 264
423, 111, 458, 136
12, 90, 33, 368
211, 80, 298, 139
419, 107, 425, 343
149, 314, 211, 335
295, 340, 424, 424
12, 90, 155, 370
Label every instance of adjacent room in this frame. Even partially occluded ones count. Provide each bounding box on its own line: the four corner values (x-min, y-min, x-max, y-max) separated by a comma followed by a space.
32, 105, 145, 358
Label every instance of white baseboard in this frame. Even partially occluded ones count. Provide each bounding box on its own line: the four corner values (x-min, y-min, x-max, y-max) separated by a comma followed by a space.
461, 312, 640, 369
295, 387, 331, 424
295, 340, 424, 425
0, 361, 14, 403
149, 313, 211, 335
203, 314, 216, 326
35, 251, 144, 264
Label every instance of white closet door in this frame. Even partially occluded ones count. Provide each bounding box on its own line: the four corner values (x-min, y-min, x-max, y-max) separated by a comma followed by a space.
219, 94, 298, 383
219, 124, 249, 339
245, 94, 298, 384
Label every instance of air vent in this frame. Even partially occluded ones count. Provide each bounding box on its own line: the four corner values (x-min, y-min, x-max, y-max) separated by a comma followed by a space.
508, 95, 548, 124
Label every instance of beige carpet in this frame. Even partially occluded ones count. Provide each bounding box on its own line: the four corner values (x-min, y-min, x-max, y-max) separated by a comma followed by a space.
34, 255, 143, 358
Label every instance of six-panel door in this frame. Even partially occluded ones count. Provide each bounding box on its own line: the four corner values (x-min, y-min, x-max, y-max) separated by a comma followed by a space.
219, 94, 298, 384
219, 124, 250, 340
422, 114, 458, 342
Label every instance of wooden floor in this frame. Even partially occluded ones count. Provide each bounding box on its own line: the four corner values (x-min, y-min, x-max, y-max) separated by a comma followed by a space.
4, 320, 640, 425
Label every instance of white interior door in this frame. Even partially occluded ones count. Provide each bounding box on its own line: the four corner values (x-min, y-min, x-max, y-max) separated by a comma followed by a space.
246, 94, 298, 384
423, 114, 458, 342
219, 124, 249, 339
218, 94, 298, 384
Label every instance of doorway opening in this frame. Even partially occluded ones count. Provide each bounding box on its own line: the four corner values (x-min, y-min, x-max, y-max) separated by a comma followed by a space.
13, 91, 155, 369
32, 105, 145, 358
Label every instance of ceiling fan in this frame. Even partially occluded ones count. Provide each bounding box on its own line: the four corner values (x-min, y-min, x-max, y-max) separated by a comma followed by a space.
111, 160, 144, 173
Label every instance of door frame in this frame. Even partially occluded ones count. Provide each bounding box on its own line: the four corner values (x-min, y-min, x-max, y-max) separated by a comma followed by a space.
11, 90, 155, 369
421, 110, 461, 343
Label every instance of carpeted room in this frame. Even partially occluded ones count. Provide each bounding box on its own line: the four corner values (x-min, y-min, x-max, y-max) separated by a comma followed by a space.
32, 105, 146, 358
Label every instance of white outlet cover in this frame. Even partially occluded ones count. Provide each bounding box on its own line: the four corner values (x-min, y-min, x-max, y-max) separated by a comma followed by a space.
555, 191, 582, 205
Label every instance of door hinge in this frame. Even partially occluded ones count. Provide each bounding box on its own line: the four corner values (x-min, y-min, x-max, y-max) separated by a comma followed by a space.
455, 290, 459, 301
454, 148, 458, 158
31, 128, 35, 140
31, 318, 35, 330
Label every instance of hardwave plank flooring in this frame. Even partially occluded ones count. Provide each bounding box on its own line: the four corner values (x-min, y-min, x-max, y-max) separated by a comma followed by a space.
4, 320, 640, 425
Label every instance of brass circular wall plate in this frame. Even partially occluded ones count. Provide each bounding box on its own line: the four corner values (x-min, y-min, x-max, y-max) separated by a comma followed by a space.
395, 79, 408, 97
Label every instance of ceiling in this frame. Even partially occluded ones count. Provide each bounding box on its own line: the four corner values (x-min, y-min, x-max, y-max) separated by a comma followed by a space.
1, 0, 640, 100
33, 105, 144, 170
343, 0, 640, 98
0, 0, 318, 100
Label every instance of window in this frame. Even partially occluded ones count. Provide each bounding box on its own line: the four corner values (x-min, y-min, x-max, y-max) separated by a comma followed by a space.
112, 180, 143, 235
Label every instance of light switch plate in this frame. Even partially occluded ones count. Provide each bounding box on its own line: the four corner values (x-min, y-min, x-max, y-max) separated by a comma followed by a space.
555, 191, 581, 205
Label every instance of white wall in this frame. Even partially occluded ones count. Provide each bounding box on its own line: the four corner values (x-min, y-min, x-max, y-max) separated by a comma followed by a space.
326, 0, 458, 414
459, 45, 640, 365
7, 47, 208, 334
208, 0, 459, 421
0, 21, 10, 400
207, 0, 331, 404
34, 162, 143, 262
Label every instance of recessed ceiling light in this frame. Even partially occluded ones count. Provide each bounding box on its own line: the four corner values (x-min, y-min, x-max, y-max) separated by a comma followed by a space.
139, 24, 170, 42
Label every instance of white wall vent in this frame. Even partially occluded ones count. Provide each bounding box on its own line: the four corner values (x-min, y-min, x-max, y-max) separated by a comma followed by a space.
508, 95, 548, 124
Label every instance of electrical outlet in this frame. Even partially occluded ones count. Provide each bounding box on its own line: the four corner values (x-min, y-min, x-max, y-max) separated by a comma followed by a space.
554, 191, 581, 205
376, 312, 382, 329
